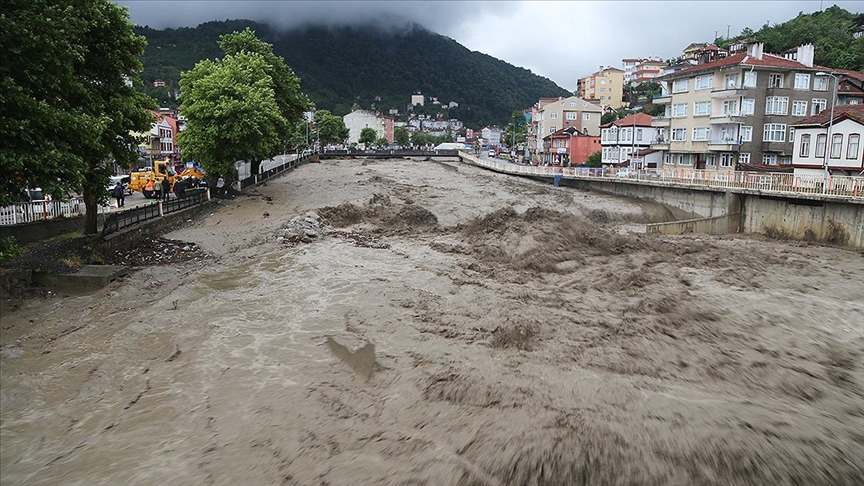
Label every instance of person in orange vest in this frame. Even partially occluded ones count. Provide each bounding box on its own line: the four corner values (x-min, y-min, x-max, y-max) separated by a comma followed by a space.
145, 179, 155, 198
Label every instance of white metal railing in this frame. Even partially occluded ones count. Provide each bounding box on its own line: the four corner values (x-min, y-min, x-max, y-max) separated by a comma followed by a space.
458, 151, 863, 200
0, 199, 86, 226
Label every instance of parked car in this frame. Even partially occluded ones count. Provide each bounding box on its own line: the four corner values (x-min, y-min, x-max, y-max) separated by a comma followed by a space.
615, 169, 639, 178
488, 150, 496, 157
108, 175, 132, 195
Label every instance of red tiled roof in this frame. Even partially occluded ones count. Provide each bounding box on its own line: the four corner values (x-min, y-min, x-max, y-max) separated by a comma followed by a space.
665, 52, 826, 78
836, 69, 864, 83
611, 113, 653, 127
792, 104, 864, 127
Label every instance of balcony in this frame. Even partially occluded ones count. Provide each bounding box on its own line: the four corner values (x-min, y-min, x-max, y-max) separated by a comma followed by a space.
651, 116, 671, 127
707, 139, 742, 151
711, 84, 748, 97
709, 112, 744, 124
652, 94, 671, 104
650, 138, 669, 149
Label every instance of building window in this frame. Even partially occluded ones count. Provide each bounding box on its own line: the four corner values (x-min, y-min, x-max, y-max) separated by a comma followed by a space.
813, 76, 828, 91
694, 101, 710, 116
679, 154, 693, 165
738, 153, 750, 165
794, 73, 810, 90
550, 112, 558, 119
763, 153, 777, 164
789, 127, 795, 142
720, 153, 734, 167
723, 99, 738, 115
769, 73, 784, 88
600, 88, 606, 93
665, 153, 673, 165
831, 134, 843, 158
740, 126, 753, 142
765, 96, 788, 115
672, 128, 686, 141
763, 123, 786, 143
569, 102, 577, 107
815, 134, 827, 158
741, 98, 755, 115
601, 79, 606, 84
792, 100, 808, 116
800, 134, 811, 157
584, 113, 590, 121
672, 78, 688, 93
724, 73, 740, 89
695, 74, 713, 90
848, 134, 860, 159
693, 127, 709, 141
811, 99, 827, 115
549, 126, 556, 134
707, 154, 717, 166
672, 103, 687, 117
566, 112, 577, 120
744, 71, 757, 88
851, 100, 861, 105
636, 129, 643, 142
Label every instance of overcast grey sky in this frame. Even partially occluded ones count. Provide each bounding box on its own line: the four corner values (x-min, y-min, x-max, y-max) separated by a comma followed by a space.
117, 1, 863, 90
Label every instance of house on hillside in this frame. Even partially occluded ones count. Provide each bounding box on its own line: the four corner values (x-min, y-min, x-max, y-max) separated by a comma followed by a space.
791, 104, 864, 177
577, 67, 625, 109
531, 96, 603, 162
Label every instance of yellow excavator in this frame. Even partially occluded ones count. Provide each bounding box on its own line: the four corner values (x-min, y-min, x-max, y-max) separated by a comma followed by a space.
129, 160, 206, 198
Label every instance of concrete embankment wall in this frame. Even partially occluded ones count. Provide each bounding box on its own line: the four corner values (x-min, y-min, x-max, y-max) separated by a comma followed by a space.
742, 195, 864, 247
460, 155, 863, 247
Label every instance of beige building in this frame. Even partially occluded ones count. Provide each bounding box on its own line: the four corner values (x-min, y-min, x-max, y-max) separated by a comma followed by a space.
577, 67, 625, 109
533, 96, 602, 158
651, 42, 826, 171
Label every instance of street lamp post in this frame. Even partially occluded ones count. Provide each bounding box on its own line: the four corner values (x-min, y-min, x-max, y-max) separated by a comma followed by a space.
816, 71, 838, 191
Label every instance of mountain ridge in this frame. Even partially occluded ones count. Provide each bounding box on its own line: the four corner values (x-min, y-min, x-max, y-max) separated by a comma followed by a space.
135, 19, 571, 128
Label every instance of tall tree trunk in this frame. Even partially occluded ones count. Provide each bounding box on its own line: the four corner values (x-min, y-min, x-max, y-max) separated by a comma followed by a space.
83, 184, 99, 235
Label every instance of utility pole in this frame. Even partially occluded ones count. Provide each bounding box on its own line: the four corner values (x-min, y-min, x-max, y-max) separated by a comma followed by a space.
727, 25, 731, 39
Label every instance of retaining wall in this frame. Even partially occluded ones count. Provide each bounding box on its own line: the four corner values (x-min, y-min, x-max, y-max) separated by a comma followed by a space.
0, 215, 85, 245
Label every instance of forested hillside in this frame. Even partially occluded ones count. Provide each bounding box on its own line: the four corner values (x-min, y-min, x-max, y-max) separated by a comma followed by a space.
135, 20, 570, 128
716, 6, 864, 70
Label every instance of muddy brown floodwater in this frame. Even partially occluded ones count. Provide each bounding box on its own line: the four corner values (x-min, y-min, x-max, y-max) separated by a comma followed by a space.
2, 157, 864, 485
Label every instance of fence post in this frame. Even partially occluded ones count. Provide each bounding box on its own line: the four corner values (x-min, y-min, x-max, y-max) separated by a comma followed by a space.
158, 201, 164, 217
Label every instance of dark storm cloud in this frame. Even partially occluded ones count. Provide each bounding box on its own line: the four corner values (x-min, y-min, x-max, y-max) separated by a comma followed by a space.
117, 1, 508, 33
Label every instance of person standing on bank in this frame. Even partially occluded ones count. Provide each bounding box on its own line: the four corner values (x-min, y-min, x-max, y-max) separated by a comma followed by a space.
113, 181, 125, 208
161, 177, 171, 201
216, 176, 225, 197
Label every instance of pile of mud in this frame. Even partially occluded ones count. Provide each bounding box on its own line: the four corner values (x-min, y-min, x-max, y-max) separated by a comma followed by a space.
453, 207, 655, 275
318, 193, 438, 233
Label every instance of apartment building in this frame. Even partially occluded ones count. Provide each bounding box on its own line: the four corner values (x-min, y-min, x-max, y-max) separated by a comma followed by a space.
533, 96, 603, 160
344, 109, 395, 144
791, 104, 864, 176
577, 67, 625, 109
650, 42, 829, 170
622, 57, 666, 84
600, 113, 658, 167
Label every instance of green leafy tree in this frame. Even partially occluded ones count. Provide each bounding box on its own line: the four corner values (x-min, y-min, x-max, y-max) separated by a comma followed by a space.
375, 136, 388, 147
394, 126, 410, 146
585, 151, 602, 168
359, 127, 377, 145
0, 0, 156, 234
179, 52, 286, 180
211, 28, 310, 174
313, 110, 349, 145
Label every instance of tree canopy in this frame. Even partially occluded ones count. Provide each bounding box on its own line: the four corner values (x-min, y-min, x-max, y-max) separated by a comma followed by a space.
359, 127, 377, 145
0, 0, 156, 233
179, 29, 309, 177
313, 110, 349, 145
